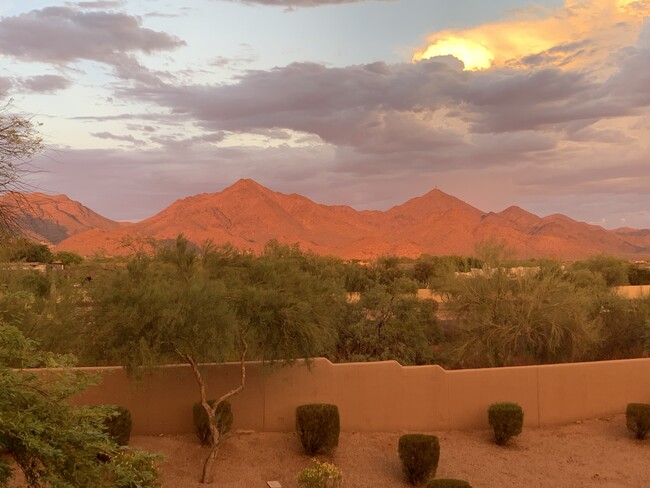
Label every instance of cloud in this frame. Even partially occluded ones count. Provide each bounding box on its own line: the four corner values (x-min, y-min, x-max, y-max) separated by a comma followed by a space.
20, 75, 72, 93
222, 0, 393, 7
125, 60, 467, 151
13, 0, 649, 229
0, 7, 184, 83
0, 77, 11, 95
90, 131, 146, 146
124, 35, 650, 149
413, 0, 650, 71
71, 0, 125, 8
99, 15, 650, 229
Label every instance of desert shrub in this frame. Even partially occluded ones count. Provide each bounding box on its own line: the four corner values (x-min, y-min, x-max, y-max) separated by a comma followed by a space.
193, 400, 233, 446
106, 448, 162, 488
626, 403, 650, 440
103, 405, 133, 446
52, 250, 83, 266
398, 434, 440, 485
488, 402, 523, 446
426, 480, 472, 488
298, 459, 343, 488
296, 404, 340, 455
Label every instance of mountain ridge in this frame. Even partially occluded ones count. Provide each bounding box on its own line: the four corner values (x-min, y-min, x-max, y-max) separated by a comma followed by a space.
4, 181, 649, 259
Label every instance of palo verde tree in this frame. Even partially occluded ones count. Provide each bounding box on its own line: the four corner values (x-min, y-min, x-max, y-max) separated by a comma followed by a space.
88, 236, 343, 484
0, 100, 43, 236
446, 247, 603, 367
0, 322, 160, 488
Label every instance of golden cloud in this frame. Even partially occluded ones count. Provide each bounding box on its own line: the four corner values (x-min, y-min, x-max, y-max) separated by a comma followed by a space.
413, 0, 650, 71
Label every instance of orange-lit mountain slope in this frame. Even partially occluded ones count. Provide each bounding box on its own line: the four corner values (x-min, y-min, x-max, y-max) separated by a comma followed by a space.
46, 180, 650, 259
0, 192, 122, 244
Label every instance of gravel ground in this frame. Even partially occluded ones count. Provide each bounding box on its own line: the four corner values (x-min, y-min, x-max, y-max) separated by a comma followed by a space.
123, 414, 650, 488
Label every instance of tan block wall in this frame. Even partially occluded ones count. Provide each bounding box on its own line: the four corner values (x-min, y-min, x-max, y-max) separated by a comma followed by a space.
615, 285, 650, 299
447, 366, 539, 430
69, 358, 650, 435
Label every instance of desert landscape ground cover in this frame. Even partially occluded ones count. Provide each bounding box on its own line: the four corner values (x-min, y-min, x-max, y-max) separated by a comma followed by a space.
123, 414, 649, 488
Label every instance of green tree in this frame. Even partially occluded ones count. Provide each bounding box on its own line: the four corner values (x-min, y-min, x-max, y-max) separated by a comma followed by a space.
628, 263, 650, 286
448, 261, 602, 367
593, 295, 650, 360
333, 255, 441, 365
334, 281, 441, 365
52, 250, 83, 266
0, 322, 160, 488
9, 239, 53, 263
570, 255, 630, 287
88, 236, 343, 484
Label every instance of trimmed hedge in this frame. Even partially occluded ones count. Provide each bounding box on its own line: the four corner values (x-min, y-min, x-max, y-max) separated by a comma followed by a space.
193, 400, 233, 446
488, 402, 523, 446
626, 403, 650, 440
295, 404, 340, 455
103, 405, 132, 446
426, 480, 472, 488
398, 434, 440, 485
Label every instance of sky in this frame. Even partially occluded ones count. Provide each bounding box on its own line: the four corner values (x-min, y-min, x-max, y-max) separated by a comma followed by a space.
1, 0, 649, 229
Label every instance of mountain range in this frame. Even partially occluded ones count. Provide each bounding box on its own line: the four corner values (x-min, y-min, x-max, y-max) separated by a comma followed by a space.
3, 179, 650, 260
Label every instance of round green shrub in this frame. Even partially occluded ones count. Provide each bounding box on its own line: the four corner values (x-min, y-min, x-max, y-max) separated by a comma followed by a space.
193, 400, 233, 446
626, 403, 650, 440
426, 479, 472, 488
295, 404, 340, 455
103, 405, 132, 446
398, 434, 440, 486
488, 402, 523, 446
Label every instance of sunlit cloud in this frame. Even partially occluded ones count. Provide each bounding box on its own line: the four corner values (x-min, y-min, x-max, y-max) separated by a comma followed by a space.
413, 0, 650, 71
412, 37, 493, 70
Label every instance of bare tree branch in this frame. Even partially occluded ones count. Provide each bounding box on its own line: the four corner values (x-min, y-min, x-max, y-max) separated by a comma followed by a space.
0, 98, 44, 235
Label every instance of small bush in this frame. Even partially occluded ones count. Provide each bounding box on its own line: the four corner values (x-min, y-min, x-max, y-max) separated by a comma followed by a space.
107, 448, 162, 488
488, 402, 523, 446
426, 480, 472, 488
398, 434, 440, 485
193, 400, 233, 446
104, 406, 132, 446
298, 459, 343, 488
295, 404, 340, 455
626, 403, 650, 440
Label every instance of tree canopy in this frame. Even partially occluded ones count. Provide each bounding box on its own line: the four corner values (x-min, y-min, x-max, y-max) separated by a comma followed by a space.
0, 322, 160, 488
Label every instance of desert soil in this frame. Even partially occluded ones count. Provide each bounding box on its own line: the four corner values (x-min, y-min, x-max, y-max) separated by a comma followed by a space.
125, 414, 649, 488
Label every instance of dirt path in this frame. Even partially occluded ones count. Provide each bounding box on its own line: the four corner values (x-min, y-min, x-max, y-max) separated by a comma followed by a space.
130, 414, 650, 488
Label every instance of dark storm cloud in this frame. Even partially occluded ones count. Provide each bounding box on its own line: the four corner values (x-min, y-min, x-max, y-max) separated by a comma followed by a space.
461, 69, 618, 133
0, 7, 184, 84
128, 29, 650, 148
120, 56, 595, 164
126, 59, 468, 152
20, 75, 72, 93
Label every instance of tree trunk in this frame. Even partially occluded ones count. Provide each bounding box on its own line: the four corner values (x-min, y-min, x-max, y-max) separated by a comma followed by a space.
201, 432, 219, 484
175, 334, 248, 485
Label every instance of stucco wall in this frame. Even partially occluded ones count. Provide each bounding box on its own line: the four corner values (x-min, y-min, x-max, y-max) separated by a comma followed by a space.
69, 358, 650, 435
615, 285, 650, 299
